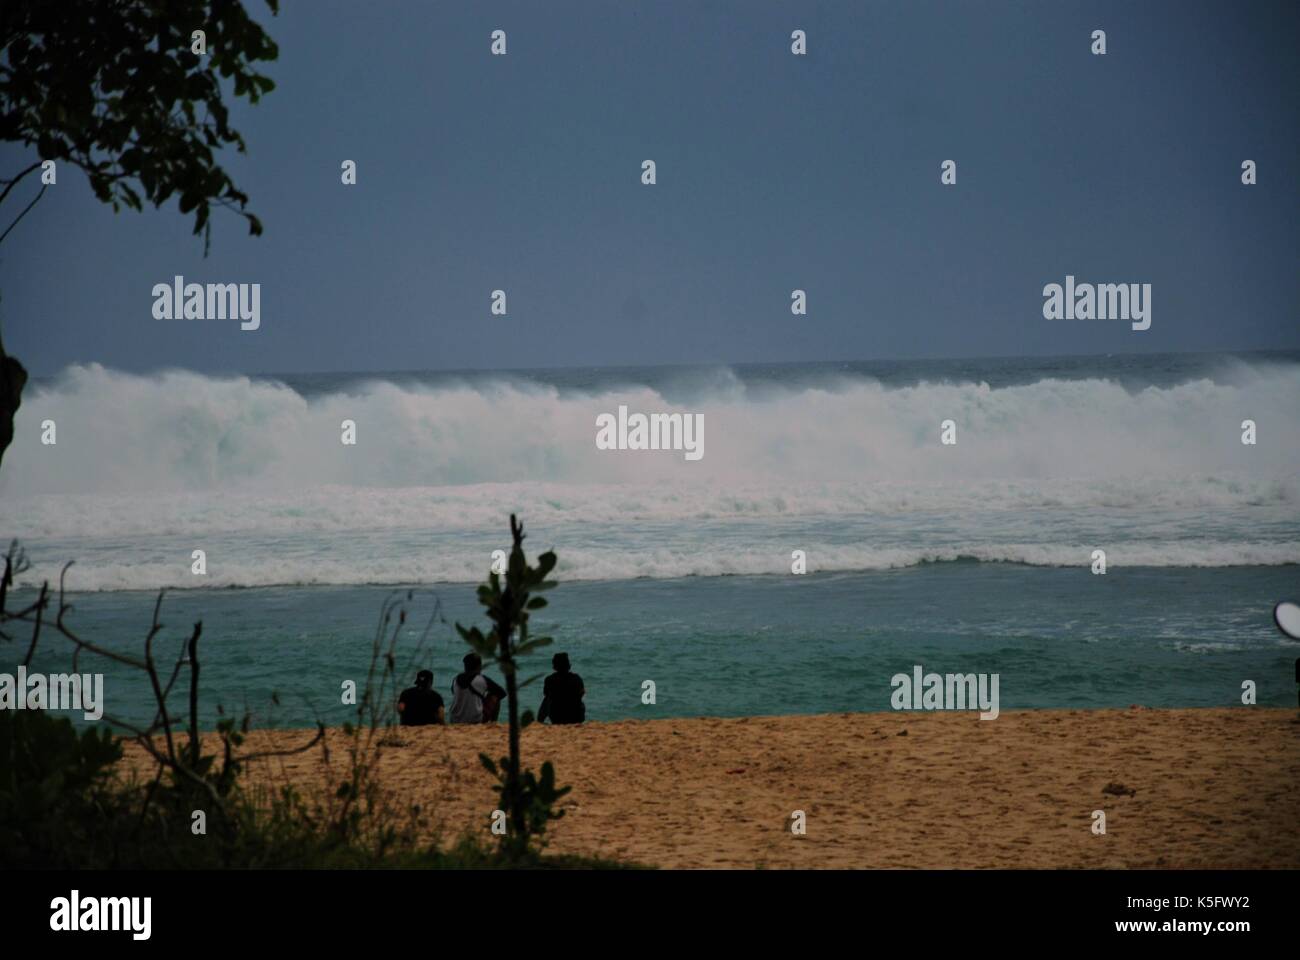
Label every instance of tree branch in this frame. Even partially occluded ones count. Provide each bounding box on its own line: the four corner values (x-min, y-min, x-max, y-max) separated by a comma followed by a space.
0, 161, 41, 204
0, 183, 47, 246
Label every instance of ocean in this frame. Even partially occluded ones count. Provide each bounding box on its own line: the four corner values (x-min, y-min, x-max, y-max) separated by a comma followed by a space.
2, 351, 1298, 728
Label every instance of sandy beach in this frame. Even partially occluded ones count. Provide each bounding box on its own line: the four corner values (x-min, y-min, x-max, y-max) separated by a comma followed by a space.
120, 707, 1300, 869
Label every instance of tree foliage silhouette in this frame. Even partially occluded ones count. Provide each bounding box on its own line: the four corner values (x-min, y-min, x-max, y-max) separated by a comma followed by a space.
457, 515, 571, 857
0, 0, 279, 466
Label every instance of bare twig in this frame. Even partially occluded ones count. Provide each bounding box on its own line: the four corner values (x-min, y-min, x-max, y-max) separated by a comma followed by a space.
0, 161, 41, 206
187, 623, 201, 767
20, 583, 46, 667
0, 183, 48, 246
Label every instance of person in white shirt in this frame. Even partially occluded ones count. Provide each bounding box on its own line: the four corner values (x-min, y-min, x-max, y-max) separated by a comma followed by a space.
449, 652, 507, 724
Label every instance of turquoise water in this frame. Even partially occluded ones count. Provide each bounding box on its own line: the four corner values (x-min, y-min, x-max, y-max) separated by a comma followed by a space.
18, 563, 1299, 730
4, 352, 1299, 728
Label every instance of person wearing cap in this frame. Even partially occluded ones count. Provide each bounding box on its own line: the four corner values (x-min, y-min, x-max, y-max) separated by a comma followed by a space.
397, 669, 445, 726
538, 652, 585, 725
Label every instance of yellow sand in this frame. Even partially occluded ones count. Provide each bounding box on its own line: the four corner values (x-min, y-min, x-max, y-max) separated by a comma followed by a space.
120, 707, 1300, 868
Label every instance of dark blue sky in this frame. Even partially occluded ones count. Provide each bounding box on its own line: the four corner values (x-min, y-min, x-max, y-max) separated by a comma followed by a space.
2, 0, 1297, 377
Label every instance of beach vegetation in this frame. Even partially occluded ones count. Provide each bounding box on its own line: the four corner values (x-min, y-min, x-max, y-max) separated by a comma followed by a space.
0, 539, 617, 869
456, 514, 573, 860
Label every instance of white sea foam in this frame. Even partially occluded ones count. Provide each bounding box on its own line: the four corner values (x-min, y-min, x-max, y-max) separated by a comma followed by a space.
7, 539, 1294, 592
1, 363, 1296, 590
4, 362, 1299, 494
2, 474, 1297, 540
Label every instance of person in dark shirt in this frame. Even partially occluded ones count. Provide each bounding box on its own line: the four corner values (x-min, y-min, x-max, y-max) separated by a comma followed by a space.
538, 652, 585, 725
397, 669, 445, 726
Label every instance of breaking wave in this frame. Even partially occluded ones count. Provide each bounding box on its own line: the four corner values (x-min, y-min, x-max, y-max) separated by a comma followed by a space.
1, 361, 1297, 589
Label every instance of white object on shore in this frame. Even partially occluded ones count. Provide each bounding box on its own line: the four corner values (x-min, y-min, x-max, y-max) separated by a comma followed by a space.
1273, 601, 1300, 640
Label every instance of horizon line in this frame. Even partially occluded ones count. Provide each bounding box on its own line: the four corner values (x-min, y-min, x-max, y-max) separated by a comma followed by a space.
25, 345, 1300, 383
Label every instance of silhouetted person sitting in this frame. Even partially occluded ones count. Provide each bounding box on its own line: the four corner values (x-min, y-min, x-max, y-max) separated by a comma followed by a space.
450, 653, 507, 724
397, 669, 444, 726
538, 652, 585, 725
